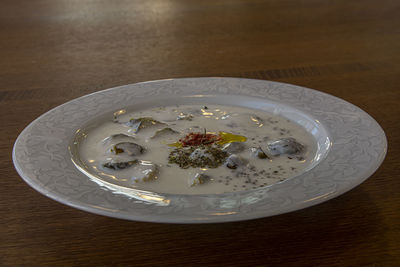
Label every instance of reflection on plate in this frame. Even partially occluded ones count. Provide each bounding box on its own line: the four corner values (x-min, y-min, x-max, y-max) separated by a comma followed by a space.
13, 78, 387, 223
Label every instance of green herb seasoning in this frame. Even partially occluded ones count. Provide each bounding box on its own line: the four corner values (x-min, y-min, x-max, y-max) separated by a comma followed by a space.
168, 144, 228, 169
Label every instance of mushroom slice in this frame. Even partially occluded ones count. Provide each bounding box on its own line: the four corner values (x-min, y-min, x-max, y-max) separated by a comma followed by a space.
266, 138, 305, 156
125, 117, 166, 133
222, 142, 245, 154
110, 142, 145, 156
189, 173, 210, 187
102, 159, 139, 170
102, 159, 158, 182
151, 127, 179, 139
130, 161, 158, 183
225, 154, 246, 169
250, 147, 270, 159
102, 134, 135, 145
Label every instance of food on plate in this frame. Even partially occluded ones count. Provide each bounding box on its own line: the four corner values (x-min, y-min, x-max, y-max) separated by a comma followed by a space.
102, 160, 138, 170
225, 154, 246, 169
110, 142, 145, 156
250, 147, 270, 159
265, 137, 305, 157
189, 173, 210, 187
151, 127, 179, 139
125, 117, 166, 133
77, 104, 316, 194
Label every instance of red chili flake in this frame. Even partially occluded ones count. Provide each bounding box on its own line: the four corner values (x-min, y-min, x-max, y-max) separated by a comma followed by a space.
179, 132, 221, 147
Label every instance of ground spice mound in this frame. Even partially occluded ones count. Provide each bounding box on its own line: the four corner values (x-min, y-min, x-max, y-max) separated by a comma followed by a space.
168, 144, 228, 169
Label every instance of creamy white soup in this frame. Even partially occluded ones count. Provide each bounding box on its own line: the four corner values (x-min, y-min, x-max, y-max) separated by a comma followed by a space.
77, 104, 316, 194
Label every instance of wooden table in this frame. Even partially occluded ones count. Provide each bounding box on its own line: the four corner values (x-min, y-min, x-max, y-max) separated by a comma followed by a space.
1, 0, 399, 265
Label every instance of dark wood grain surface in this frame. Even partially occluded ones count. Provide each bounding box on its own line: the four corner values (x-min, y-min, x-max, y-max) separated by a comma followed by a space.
1, 0, 399, 266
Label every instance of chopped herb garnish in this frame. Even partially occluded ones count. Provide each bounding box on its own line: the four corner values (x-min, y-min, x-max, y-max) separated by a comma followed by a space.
168, 144, 228, 169
102, 160, 138, 170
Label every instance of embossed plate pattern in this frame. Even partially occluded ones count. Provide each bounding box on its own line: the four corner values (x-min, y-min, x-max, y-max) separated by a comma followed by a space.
13, 78, 387, 223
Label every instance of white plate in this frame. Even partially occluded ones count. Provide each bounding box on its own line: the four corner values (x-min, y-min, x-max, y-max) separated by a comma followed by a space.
13, 78, 387, 223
